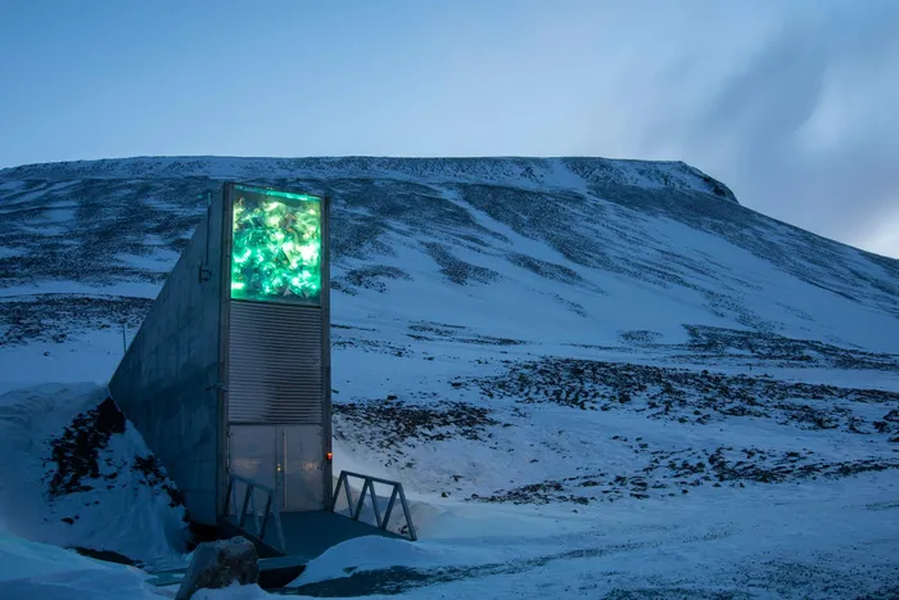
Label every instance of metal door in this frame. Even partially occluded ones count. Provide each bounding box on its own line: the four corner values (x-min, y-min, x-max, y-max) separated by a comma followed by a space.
229, 424, 326, 512
228, 424, 278, 492
277, 425, 326, 511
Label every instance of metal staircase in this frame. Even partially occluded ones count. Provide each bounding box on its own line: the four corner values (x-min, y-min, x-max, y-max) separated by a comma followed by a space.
218, 470, 416, 558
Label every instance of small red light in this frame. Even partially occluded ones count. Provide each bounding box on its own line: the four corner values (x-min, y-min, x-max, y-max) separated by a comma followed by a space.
326, 452, 333, 461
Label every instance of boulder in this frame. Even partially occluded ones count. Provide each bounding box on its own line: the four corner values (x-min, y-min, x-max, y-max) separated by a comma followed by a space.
175, 536, 260, 600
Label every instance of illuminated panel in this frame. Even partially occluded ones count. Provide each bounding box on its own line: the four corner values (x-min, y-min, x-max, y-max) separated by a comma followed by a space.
230, 184, 322, 305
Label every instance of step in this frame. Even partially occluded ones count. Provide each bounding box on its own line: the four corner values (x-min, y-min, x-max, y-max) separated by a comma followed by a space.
146, 555, 306, 590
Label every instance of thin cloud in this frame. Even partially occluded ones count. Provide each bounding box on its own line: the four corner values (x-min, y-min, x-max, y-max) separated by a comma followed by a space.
636, 1, 899, 257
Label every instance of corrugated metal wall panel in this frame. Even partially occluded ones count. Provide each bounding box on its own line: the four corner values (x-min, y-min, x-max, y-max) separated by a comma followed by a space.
228, 300, 323, 424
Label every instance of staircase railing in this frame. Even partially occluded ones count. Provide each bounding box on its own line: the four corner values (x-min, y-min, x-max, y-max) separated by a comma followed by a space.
222, 474, 286, 551
331, 470, 417, 541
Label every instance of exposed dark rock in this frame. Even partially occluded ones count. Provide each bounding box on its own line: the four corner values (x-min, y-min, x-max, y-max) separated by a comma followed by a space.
423, 241, 499, 286
44, 397, 126, 498
132, 455, 185, 508
682, 325, 899, 371
334, 400, 499, 467
470, 356, 899, 432
341, 265, 412, 293
176, 536, 259, 600
0, 295, 153, 347
70, 546, 140, 567
476, 443, 899, 506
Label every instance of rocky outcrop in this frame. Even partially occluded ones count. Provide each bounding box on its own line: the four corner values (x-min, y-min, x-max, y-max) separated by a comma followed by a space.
175, 536, 259, 600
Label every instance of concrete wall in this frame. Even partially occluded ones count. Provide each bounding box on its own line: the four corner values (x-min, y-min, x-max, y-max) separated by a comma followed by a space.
109, 192, 226, 526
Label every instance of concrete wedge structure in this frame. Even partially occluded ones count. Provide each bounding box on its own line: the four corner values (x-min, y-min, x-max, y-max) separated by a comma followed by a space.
109, 182, 332, 527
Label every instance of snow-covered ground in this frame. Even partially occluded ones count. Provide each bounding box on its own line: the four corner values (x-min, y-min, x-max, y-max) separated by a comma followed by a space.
0, 384, 189, 564
292, 473, 899, 599
1, 156, 898, 598
0, 533, 165, 600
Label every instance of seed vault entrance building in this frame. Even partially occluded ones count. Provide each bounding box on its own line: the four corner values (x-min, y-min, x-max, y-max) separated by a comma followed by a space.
109, 183, 332, 527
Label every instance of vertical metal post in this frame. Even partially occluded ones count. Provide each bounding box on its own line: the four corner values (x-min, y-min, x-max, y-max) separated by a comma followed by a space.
321, 194, 333, 509
204, 191, 212, 266
382, 487, 400, 529
259, 493, 273, 540
281, 428, 288, 508
217, 184, 234, 519
239, 483, 252, 528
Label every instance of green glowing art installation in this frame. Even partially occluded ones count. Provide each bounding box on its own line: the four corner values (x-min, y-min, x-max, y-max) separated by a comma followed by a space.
230, 185, 322, 304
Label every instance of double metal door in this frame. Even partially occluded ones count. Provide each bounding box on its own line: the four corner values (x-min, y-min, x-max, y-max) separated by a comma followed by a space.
228, 423, 325, 511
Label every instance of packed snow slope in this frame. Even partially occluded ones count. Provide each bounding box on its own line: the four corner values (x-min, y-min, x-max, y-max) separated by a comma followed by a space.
1, 156, 899, 599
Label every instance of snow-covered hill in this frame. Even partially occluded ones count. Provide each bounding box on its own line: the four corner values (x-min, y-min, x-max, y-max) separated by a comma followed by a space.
1, 156, 898, 598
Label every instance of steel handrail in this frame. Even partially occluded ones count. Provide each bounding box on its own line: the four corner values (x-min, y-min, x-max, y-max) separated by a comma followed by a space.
331, 470, 417, 541
222, 474, 286, 550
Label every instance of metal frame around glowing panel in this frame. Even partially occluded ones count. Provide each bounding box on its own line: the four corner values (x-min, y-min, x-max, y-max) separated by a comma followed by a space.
217, 181, 332, 514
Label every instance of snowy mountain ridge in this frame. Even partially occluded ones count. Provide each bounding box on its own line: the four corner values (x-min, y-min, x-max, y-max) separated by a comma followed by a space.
1, 155, 897, 353
0, 155, 738, 202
